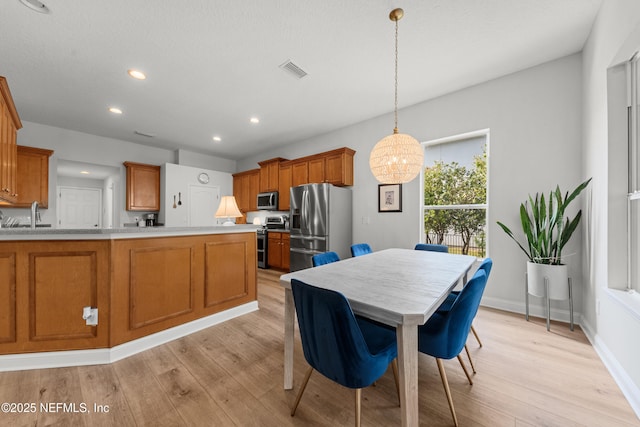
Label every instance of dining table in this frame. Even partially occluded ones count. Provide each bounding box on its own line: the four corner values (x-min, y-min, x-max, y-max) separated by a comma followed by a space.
279, 248, 477, 427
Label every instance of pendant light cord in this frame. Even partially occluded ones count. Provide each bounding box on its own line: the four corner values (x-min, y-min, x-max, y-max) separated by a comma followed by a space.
394, 17, 399, 134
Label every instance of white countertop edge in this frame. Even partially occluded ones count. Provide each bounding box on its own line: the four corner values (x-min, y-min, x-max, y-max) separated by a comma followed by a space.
0, 225, 260, 241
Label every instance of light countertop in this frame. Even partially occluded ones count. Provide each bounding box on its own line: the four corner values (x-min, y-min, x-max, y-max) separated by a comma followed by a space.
0, 225, 260, 241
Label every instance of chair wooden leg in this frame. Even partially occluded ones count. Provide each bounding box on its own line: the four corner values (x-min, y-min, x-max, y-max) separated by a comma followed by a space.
470, 324, 482, 347
291, 366, 313, 416
456, 354, 473, 385
464, 344, 476, 374
355, 388, 361, 427
391, 359, 400, 406
436, 358, 459, 427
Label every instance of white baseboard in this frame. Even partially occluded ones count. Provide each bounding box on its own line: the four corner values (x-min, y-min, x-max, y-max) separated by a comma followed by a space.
482, 296, 639, 419
481, 295, 582, 325
580, 316, 640, 419
0, 301, 259, 372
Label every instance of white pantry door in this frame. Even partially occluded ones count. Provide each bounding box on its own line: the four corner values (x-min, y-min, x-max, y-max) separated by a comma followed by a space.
188, 185, 220, 226
58, 187, 102, 229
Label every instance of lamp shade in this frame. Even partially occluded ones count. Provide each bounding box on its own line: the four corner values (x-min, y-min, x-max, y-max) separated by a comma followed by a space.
369, 131, 424, 184
215, 196, 243, 226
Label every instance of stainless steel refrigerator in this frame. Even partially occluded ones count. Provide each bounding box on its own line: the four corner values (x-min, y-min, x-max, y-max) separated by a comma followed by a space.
289, 183, 352, 271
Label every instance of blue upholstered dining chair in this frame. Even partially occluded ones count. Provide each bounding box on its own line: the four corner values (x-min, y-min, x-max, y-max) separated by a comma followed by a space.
290, 279, 399, 427
350, 243, 372, 257
437, 258, 493, 373
312, 251, 340, 267
418, 269, 488, 427
414, 243, 449, 253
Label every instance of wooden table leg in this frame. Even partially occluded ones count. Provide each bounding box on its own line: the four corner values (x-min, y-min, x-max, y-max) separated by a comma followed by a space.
284, 288, 294, 390
397, 324, 419, 427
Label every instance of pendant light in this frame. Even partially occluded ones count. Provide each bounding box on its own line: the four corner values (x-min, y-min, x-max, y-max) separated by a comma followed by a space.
369, 8, 424, 184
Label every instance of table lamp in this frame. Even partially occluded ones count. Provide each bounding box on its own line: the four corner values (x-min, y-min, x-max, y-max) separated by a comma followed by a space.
215, 196, 243, 226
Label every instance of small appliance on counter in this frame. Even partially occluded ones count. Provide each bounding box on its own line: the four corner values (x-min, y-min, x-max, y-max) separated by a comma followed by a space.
145, 213, 156, 227
265, 215, 288, 230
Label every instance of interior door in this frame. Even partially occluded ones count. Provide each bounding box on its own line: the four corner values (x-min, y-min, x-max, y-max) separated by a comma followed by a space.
188, 185, 220, 226
58, 186, 102, 229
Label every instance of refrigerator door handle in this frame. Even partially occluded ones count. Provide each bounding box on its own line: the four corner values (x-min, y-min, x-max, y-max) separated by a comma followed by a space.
290, 247, 323, 256
290, 235, 326, 241
302, 189, 309, 233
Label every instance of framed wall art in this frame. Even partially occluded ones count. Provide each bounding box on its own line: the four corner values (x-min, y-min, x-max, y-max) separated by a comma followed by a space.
378, 184, 402, 212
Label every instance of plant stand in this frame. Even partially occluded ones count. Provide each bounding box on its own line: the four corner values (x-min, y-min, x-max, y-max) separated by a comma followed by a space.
525, 272, 574, 331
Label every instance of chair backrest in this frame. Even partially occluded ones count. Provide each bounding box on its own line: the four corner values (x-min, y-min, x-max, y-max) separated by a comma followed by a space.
414, 243, 449, 253
418, 269, 488, 360
477, 257, 493, 278
312, 251, 340, 267
350, 243, 372, 257
290, 279, 392, 388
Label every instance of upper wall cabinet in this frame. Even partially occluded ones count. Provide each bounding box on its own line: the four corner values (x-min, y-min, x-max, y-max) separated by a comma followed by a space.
15, 145, 54, 208
0, 77, 22, 205
287, 147, 355, 188
232, 168, 260, 223
124, 162, 161, 211
258, 157, 287, 193
235, 147, 355, 212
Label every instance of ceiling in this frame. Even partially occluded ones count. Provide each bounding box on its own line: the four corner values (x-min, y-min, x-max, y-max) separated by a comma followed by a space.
1, 0, 601, 161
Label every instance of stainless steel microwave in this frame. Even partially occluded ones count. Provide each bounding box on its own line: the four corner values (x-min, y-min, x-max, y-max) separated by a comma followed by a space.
257, 191, 278, 210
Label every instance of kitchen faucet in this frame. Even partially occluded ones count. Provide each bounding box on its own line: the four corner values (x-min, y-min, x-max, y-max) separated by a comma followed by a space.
30, 201, 40, 229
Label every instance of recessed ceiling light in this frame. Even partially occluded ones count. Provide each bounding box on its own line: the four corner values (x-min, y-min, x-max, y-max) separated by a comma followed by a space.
80, 171, 90, 175
250, 117, 260, 124
108, 107, 122, 114
212, 136, 222, 142
128, 69, 146, 80
19, 0, 50, 14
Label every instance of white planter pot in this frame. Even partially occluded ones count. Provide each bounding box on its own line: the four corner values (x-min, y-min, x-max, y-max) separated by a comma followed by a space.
526, 262, 569, 300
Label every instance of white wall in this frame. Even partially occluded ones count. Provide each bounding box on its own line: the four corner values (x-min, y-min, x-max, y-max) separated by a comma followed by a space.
239, 53, 584, 319
582, 0, 640, 413
161, 163, 233, 226
176, 149, 236, 174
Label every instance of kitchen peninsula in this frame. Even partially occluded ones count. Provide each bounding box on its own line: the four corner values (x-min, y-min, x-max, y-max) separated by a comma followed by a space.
0, 226, 257, 370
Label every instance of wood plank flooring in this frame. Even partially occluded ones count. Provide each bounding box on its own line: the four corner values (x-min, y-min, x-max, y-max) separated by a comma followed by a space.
0, 268, 637, 426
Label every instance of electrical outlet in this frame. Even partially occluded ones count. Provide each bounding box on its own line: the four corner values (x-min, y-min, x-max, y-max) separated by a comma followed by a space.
82, 306, 98, 326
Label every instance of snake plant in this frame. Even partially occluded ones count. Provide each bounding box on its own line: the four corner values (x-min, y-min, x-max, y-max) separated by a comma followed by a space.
497, 178, 591, 265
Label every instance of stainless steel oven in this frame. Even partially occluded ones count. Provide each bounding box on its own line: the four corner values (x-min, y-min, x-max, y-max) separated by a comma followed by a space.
257, 227, 267, 268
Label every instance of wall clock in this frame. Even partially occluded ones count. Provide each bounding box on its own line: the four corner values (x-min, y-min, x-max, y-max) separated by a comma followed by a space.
197, 172, 209, 184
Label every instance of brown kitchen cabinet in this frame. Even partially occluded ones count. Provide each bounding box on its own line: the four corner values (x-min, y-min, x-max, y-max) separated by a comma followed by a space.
291, 160, 308, 187
278, 162, 292, 211
268, 231, 290, 270
124, 162, 161, 211
236, 147, 355, 212
0, 77, 22, 205
258, 157, 287, 192
0, 240, 110, 353
14, 145, 53, 208
232, 168, 260, 224
305, 147, 355, 186
0, 231, 257, 355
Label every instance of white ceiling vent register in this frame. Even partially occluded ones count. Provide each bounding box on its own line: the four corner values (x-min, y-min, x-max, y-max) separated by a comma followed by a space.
134, 130, 155, 138
279, 60, 308, 79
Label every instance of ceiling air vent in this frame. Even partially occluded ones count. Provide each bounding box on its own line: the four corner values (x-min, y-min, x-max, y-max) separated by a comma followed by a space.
134, 130, 155, 138
279, 60, 308, 79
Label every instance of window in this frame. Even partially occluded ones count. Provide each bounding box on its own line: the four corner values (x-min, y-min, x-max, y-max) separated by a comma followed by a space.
420, 130, 489, 257
628, 55, 640, 293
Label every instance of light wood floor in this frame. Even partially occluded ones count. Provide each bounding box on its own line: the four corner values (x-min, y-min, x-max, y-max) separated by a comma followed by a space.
0, 269, 638, 426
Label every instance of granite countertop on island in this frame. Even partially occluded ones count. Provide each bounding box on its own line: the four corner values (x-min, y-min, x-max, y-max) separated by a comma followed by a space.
0, 224, 261, 241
